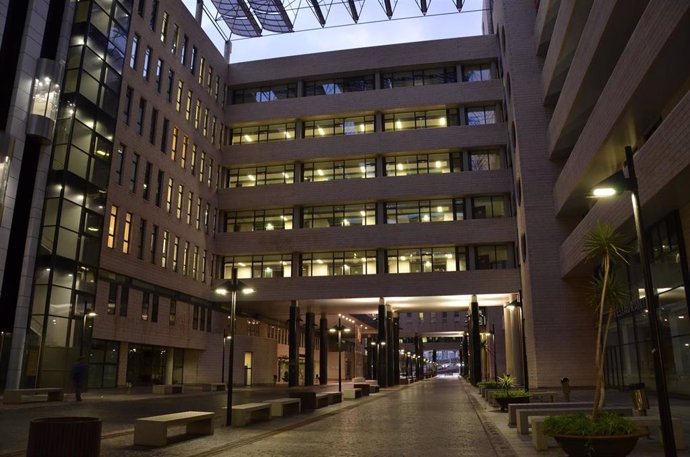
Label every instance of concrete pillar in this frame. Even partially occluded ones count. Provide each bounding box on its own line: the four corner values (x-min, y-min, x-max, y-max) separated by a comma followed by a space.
195, 0, 203, 24
288, 301, 299, 387
319, 314, 328, 384
386, 308, 394, 386
165, 347, 174, 384
393, 314, 400, 384
377, 299, 387, 387
470, 295, 481, 385
511, 306, 525, 384
305, 312, 315, 386
224, 40, 232, 63
504, 305, 515, 376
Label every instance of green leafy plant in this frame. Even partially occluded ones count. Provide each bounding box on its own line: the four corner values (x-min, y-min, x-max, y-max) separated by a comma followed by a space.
478, 380, 500, 389
497, 373, 527, 398
584, 223, 629, 418
492, 388, 529, 399
543, 412, 635, 437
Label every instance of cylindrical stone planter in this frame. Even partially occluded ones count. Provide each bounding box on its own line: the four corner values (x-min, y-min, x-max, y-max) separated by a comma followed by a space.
27, 417, 101, 457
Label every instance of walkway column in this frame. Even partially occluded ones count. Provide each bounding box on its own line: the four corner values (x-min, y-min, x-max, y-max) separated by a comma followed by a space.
386, 308, 394, 386
305, 312, 315, 386
469, 294, 482, 385
393, 313, 400, 385
319, 314, 328, 385
165, 347, 174, 384
288, 301, 300, 387
504, 304, 515, 376
377, 298, 387, 387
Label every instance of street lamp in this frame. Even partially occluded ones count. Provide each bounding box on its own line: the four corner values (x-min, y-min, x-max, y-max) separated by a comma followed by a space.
590, 146, 676, 456
329, 314, 351, 393
80, 312, 97, 356
214, 267, 255, 426
221, 332, 231, 383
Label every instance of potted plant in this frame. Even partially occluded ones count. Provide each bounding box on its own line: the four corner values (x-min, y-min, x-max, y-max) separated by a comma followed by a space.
492, 373, 530, 411
544, 223, 645, 456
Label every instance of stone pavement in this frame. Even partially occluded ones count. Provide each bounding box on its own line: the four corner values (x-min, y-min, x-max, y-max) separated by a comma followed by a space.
2, 377, 690, 456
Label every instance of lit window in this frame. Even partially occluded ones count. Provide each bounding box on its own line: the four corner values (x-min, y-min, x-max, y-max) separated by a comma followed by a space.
122, 212, 132, 254
107, 205, 118, 248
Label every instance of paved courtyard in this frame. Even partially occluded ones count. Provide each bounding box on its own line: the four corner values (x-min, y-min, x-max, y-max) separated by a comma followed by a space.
1, 377, 689, 456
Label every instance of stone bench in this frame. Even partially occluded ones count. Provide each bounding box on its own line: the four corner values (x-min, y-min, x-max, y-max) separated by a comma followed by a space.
231, 402, 272, 426
134, 411, 214, 446
3, 388, 64, 404
518, 406, 633, 435
353, 383, 370, 396
202, 383, 226, 392
327, 392, 342, 404
152, 384, 183, 394
508, 401, 593, 427
344, 388, 362, 400
289, 391, 329, 411
629, 416, 686, 449
262, 398, 301, 417
352, 377, 366, 383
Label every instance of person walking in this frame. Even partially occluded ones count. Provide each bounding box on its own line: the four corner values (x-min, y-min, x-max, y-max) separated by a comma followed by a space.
71, 356, 88, 401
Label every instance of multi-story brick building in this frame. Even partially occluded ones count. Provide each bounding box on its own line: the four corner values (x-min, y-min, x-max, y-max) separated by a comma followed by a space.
0, 0, 688, 396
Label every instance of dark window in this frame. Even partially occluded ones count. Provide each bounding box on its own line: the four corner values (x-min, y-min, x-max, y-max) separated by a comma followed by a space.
150, 224, 158, 264
169, 299, 176, 325
151, 294, 159, 323
475, 245, 511, 270
129, 153, 139, 193
166, 69, 174, 101
155, 170, 163, 206
107, 283, 117, 314
149, 108, 158, 144
462, 63, 492, 82
149, 0, 158, 30
200, 307, 206, 331
141, 292, 149, 320
123, 87, 133, 124
137, 98, 146, 134
115, 145, 125, 185
137, 218, 146, 260
206, 309, 212, 333
155, 59, 163, 92
143, 161, 152, 200
137, 0, 146, 16
120, 286, 129, 317
160, 118, 169, 153
193, 305, 199, 329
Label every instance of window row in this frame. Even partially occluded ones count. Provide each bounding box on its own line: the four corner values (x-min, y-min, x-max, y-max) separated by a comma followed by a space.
106, 206, 211, 283
226, 106, 498, 144
221, 196, 510, 232
106, 281, 179, 325
221, 150, 504, 188
131, 2, 222, 103
113, 145, 218, 230
229, 63, 494, 104
220, 244, 514, 278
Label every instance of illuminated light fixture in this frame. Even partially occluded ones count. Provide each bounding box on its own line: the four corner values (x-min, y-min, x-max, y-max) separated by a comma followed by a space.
395, 120, 402, 130
282, 172, 289, 178
359, 124, 365, 132
360, 165, 366, 173
284, 131, 291, 139
95, 149, 108, 157
679, 315, 685, 319
266, 223, 274, 230
422, 215, 430, 222
592, 187, 617, 197
243, 134, 253, 143
400, 256, 407, 261
445, 253, 452, 259
342, 219, 350, 226
343, 264, 350, 270
397, 163, 404, 171
238, 262, 247, 267
435, 161, 442, 168
87, 226, 99, 232
437, 206, 443, 213
360, 210, 366, 216
248, 174, 256, 181
440, 117, 447, 126
265, 267, 272, 272
281, 215, 287, 220
316, 259, 324, 264
317, 127, 325, 136
317, 169, 324, 176
424, 261, 432, 267
242, 287, 255, 295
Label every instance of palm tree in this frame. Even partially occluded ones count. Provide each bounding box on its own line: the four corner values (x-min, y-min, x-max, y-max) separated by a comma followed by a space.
584, 222, 629, 419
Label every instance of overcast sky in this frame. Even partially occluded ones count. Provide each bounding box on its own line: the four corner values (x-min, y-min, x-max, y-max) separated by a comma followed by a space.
181, 0, 485, 62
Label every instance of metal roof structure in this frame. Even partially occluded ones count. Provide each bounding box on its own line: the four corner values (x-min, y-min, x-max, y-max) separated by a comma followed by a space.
210, 0, 466, 37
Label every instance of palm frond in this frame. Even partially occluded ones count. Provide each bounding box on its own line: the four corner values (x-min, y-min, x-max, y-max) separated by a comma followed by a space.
584, 222, 630, 266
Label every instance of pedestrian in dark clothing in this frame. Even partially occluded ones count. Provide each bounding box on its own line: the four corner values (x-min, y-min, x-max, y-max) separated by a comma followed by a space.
72, 357, 88, 401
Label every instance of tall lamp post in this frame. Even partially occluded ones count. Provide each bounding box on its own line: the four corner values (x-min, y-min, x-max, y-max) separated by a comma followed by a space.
591, 146, 676, 456
329, 315, 350, 393
80, 312, 97, 356
214, 268, 255, 427
221, 332, 231, 383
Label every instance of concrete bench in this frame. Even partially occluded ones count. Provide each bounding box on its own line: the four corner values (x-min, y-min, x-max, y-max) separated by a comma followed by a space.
289, 391, 330, 411
528, 390, 558, 403
367, 384, 380, 393
327, 392, 343, 404
629, 416, 686, 449
508, 402, 593, 427
353, 383, 370, 396
262, 398, 301, 417
518, 406, 633, 435
344, 388, 362, 400
134, 411, 214, 446
3, 388, 64, 404
231, 402, 272, 426
352, 377, 366, 383
152, 384, 183, 394
202, 383, 226, 392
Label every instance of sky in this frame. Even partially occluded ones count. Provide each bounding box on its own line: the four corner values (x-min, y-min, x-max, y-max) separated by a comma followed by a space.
181, 0, 485, 62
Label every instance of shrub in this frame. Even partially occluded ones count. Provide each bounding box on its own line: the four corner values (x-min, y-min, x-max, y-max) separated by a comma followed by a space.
543, 412, 635, 437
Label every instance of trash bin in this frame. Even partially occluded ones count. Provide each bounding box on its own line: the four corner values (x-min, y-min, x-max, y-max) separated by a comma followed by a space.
560, 377, 571, 402
628, 383, 649, 416
27, 417, 101, 457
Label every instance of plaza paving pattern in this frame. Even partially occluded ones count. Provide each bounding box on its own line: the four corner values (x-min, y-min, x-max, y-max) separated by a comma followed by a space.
1, 377, 689, 456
